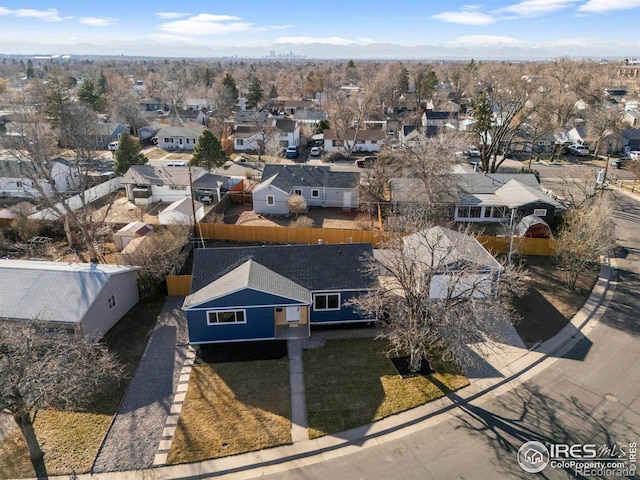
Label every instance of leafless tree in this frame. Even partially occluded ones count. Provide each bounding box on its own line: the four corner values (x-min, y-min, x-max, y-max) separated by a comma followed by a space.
555, 197, 616, 290
472, 65, 549, 173
325, 89, 373, 158
120, 225, 191, 294
286, 194, 307, 218
0, 320, 122, 478
1, 108, 114, 263
349, 224, 526, 373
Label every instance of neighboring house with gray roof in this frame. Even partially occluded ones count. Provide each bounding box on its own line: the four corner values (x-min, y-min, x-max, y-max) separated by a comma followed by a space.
399, 226, 503, 299
182, 243, 375, 343
120, 164, 206, 205
156, 125, 205, 151
95, 122, 129, 149
0, 157, 78, 198
0, 259, 139, 339
453, 173, 564, 225
322, 128, 386, 153
253, 164, 360, 214
389, 173, 563, 225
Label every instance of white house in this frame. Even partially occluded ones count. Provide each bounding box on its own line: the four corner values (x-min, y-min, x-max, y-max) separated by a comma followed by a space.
402, 226, 503, 299
0, 157, 79, 198
121, 164, 206, 205
232, 118, 300, 152
322, 129, 386, 153
253, 164, 360, 215
156, 125, 205, 151
274, 118, 300, 147
158, 197, 205, 225
0, 259, 140, 339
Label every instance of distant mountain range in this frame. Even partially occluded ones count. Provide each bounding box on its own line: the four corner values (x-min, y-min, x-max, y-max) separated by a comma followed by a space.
0, 39, 635, 61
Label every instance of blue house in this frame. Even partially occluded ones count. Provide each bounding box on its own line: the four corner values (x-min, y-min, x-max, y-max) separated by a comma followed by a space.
183, 243, 375, 344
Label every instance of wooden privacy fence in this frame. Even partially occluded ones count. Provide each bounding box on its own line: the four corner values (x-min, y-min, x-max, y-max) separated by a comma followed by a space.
166, 275, 192, 296
166, 232, 555, 296
477, 235, 555, 257
197, 222, 383, 246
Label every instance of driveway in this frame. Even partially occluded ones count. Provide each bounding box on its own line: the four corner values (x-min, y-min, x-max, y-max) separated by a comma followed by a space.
91, 296, 188, 473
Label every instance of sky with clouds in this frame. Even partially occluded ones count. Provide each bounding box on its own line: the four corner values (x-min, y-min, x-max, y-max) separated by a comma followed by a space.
0, 0, 638, 58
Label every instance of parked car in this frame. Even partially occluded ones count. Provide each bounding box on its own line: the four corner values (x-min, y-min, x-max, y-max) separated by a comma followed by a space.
464, 146, 481, 157
310, 146, 321, 157
629, 151, 640, 160
355, 156, 376, 168
108, 141, 119, 151
285, 146, 299, 159
568, 144, 589, 156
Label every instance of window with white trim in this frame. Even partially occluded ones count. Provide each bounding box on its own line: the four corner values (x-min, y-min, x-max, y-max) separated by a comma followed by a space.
293, 188, 302, 196
267, 195, 275, 205
533, 208, 547, 217
207, 310, 246, 325
313, 293, 340, 311
236, 138, 244, 146
311, 189, 319, 198
491, 206, 509, 219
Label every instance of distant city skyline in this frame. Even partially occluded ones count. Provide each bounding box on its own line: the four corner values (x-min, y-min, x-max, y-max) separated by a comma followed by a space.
0, 0, 639, 59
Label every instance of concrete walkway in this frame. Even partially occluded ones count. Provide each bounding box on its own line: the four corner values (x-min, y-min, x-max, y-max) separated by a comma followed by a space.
287, 340, 308, 443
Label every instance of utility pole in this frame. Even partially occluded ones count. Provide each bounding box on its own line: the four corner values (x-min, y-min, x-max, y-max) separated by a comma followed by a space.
600, 154, 610, 199
188, 165, 205, 248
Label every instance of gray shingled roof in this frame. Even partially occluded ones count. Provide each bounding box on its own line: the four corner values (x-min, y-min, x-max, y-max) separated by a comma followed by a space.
192, 173, 231, 189
189, 243, 374, 298
156, 125, 205, 138
454, 173, 541, 194
121, 165, 202, 186
0, 260, 138, 324
184, 259, 311, 308
403, 227, 503, 271
260, 164, 360, 192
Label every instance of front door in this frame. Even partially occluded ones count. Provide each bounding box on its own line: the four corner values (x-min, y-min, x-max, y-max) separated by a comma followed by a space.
285, 306, 300, 323
342, 191, 352, 210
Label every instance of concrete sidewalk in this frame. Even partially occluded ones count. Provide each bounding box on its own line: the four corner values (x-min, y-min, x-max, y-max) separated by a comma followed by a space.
46, 256, 615, 480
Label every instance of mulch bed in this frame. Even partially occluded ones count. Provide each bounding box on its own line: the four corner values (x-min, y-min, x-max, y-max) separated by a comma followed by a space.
513, 256, 599, 348
197, 340, 288, 364
390, 356, 434, 378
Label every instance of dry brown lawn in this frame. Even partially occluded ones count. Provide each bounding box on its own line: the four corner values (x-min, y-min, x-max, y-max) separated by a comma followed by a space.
167, 358, 291, 464
304, 338, 468, 439
514, 256, 599, 347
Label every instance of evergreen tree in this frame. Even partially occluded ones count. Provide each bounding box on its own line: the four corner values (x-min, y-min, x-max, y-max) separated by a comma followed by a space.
190, 129, 227, 172
113, 131, 148, 175
77, 78, 107, 112
246, 76, 264, 109
43, 69, 72, 127
26, 59, 34, 79
222, 73, 239, 102
97, 70, 108, 95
